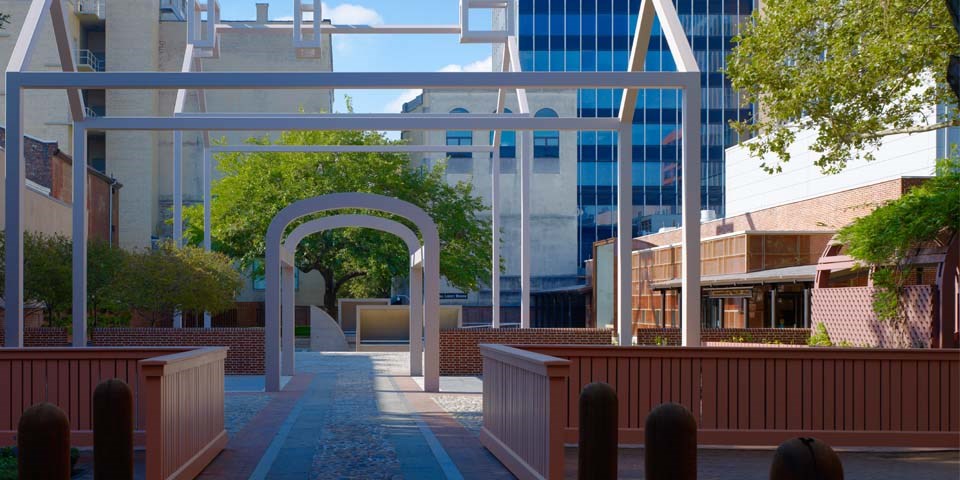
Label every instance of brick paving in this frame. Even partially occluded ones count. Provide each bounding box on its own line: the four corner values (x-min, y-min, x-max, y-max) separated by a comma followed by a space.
199, 352, 512, 479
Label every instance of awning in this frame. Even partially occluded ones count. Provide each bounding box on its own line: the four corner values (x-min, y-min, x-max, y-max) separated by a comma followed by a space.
651, 264, 817, 290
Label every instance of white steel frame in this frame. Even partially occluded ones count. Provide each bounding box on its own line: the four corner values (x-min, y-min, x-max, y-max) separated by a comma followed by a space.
3, 0, 702, 392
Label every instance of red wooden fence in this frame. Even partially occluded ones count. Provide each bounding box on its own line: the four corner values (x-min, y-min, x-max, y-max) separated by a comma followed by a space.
0, 347, 227, 480
481, 345, 960, 480
480, 345, 569, 480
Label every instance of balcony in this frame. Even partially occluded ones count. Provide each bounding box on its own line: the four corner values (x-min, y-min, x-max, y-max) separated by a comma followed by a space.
76, 49, 105, 72
160, 0, 189, 21
75, 0, 105, 20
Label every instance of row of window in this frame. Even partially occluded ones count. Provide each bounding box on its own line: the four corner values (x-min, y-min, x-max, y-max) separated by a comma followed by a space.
445, 108, 561, 159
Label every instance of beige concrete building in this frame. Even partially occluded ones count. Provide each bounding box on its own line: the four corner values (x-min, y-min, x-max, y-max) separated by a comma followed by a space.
0, 1, 333, 307
401, 89, 582, 315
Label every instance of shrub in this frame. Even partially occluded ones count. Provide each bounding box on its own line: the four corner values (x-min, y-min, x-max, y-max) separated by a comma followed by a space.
807, 323, 834, 347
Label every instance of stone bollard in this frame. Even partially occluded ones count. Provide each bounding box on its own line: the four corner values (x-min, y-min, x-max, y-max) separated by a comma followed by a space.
770, 437, 844, 480
645, 402, 697, 480
94, 379, 135, 480
17, 402, 72, 479
577, 382, 618, 480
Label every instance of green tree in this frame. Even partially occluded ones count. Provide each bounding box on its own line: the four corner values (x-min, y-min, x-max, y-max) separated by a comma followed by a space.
22, 232, 72, 325
115, 242, 242, 325
837, 159, 960, 345
726, 0, 959, 173
87, 239, 128, 326
183, 129, 493, 315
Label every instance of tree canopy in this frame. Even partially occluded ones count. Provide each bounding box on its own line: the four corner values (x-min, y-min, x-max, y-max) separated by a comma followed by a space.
726, 0, 960, 173
183, 129, 493, 315
837, 159, 960, 326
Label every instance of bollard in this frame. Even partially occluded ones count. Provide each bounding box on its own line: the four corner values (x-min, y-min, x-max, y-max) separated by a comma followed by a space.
770, 437, 844, 480
17, 402, 71, 479
578, 382, 618, 480
645, 402, 697, 480
94, 379, 135, 480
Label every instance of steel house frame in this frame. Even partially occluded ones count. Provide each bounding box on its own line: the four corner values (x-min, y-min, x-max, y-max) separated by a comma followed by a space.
3, 0, 702, 393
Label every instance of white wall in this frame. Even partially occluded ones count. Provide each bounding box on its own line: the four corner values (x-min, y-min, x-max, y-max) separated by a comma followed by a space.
725, 115, 943, 217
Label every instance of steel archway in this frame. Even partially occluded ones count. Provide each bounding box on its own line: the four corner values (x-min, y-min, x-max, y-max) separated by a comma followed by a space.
265, 193, 440, 392
279, 214, 426, 378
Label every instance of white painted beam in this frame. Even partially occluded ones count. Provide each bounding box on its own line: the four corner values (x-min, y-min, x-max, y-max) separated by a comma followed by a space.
5, 0, 51, 73
49, 0, 85, 122
618, 0, 656, 124
81, 116, 622, 132
13, 71, 698, 90
209, 144, 495, 153
652, 0, 699, 74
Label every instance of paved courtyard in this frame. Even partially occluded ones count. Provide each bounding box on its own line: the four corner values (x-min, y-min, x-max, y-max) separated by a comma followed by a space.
194, 351, 958, 479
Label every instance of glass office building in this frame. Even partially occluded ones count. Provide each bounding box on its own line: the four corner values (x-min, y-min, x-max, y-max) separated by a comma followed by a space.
517, 0, 755, 266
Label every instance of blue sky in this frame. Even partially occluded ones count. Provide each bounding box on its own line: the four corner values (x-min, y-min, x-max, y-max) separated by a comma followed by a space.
217, 1, 495, 116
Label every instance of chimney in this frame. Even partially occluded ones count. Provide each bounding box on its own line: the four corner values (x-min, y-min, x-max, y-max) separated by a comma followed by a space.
256, 3, 269, 23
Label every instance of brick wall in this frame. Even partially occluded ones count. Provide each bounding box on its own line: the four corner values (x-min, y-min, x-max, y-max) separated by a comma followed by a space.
638, 178, 920, 247
440, 328, 614, 375
0, 327, 71, 347
90, 328, 264, 374
635, 328, 811, 346
812, 286, 933, 348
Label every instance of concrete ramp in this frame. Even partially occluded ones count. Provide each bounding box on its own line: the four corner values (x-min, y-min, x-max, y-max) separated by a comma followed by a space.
310, 306, 349, 352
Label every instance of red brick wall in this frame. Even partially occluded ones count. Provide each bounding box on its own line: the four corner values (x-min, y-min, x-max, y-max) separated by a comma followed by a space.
0, 327, 71, 347
812, 286, 934, 348
440, 328, 614, 375
90, 328, 264, 374
638, 178, 921, 247
635, 328, 811, 346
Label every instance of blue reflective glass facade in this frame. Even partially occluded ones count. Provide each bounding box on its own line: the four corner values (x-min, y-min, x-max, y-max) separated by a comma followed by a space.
517, 0, 755, 266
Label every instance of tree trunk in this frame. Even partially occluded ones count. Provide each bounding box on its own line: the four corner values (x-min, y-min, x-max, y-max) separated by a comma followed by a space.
322, 270, 338, 318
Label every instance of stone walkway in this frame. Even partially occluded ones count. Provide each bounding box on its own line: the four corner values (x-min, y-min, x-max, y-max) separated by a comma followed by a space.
198, 351, 959, 479
199, 352, 509, 479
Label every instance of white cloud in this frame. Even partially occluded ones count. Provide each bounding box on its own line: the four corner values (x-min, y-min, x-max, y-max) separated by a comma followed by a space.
382, 56, 493, 113
438, 56, 494, 73
384, 89, 422, 114
322, 3, 384, 25
275, 3, 383, 25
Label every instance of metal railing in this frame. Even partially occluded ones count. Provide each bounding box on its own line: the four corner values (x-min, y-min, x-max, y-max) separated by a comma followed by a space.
160, 0, 189, 21
77, 49, 105, 72
75, 0, 105, 18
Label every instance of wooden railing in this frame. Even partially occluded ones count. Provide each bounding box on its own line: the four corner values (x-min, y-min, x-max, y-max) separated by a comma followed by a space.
142, 347, 228, 480
481, 345, 960, 479
0, 347, 227, 480
480, 344, 570, 480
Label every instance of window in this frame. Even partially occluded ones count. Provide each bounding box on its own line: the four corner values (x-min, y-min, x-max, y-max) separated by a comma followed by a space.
534, 108, 560, 158
446, 108, 473, 174
446, 108, 473, 158
488, 108, 516, 159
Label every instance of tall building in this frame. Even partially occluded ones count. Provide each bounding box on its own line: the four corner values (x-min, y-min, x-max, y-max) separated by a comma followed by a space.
0, 1, 334, 314
514, 0, 754, 266
0, 0, 333, 250
404, 0, 754, 322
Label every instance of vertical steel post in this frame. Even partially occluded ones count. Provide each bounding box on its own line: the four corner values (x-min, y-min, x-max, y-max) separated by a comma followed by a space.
72, 125, 88, 346
203, 148, 212, 328
172, 131, 183, 328
616, 125, 634, 346
680, 84, 701, 347
519, 130, 532, 328
4, 76, 24, 347
281, 265, 295, 376
491, 147, 501, 328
